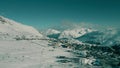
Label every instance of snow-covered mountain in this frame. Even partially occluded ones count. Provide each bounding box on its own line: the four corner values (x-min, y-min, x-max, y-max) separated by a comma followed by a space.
76, 28, 120, 46
46, 29, 60, 35
0, 16, 43, 40
45, 29, 60, 39
45, 25, 120, 46
59, 28, 93, 39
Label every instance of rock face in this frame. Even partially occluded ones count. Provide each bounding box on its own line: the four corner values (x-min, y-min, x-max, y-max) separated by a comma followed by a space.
0, 16, 43, 40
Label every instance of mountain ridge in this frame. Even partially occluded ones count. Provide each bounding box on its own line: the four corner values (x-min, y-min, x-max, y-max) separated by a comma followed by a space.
0, 16, 43, 40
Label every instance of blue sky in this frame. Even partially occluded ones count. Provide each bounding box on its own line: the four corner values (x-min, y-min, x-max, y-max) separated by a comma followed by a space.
0, 0, 120, 30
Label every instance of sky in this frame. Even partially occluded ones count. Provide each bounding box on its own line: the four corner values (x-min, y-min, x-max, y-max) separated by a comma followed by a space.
0, 0, 120, 30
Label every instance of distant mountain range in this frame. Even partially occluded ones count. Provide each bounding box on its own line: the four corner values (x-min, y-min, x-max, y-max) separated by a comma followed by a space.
46, 27, 120, 46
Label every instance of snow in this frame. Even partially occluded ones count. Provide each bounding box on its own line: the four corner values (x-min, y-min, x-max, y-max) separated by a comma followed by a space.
80, 58, 96, 65
0, 16, 77, 68
0, 40, 74, 68
46, 29, 60, 35
0, 16, 115, 68
0, 16, 43, 40
77, 28, 120, 46
59, 28, 93, 39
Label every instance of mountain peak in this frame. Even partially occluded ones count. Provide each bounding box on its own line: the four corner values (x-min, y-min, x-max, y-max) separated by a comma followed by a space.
46, 29, 60, 35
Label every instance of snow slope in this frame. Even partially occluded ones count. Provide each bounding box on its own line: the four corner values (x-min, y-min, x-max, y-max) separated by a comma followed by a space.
0, 16, 43, 40
0, 40, 77, 68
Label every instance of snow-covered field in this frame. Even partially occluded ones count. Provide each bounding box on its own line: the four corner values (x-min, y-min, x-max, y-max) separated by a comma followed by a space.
0, 40, 77, 68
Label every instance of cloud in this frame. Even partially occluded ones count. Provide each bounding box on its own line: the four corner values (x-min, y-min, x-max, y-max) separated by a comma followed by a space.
49, 20, 119, 32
